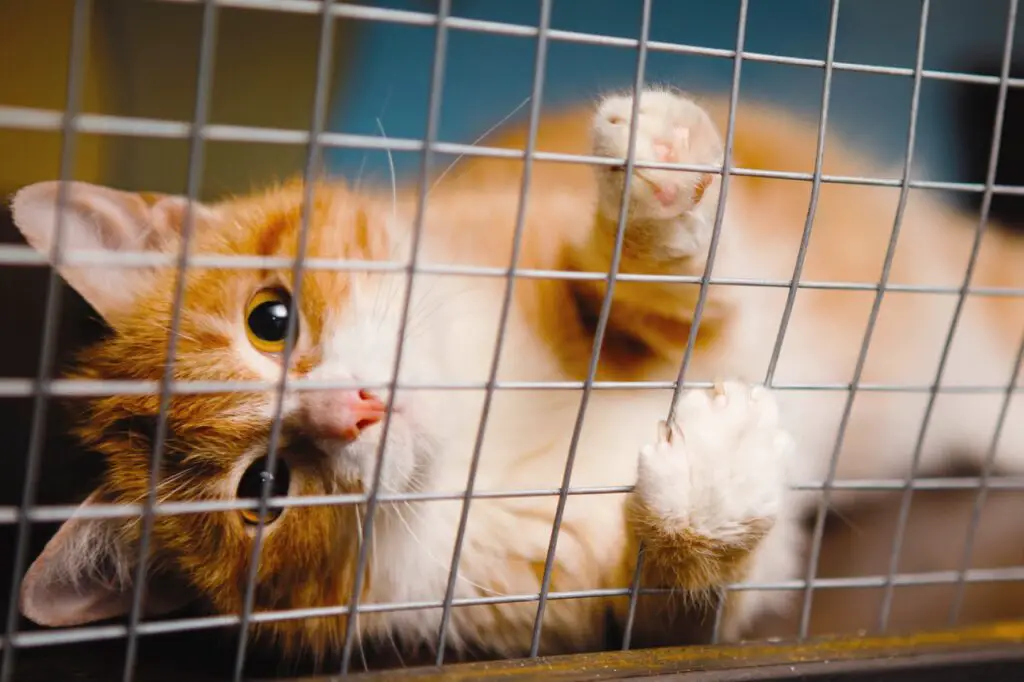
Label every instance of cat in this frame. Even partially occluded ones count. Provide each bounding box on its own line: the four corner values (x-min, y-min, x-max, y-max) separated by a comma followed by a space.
9, 87, 1024, 663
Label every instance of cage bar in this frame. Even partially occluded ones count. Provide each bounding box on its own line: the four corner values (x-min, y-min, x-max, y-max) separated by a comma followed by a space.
620, 0, 752, 650
1, 0, 1023, 676
228, 1, 339, 679
4, 565, 1023, 652
116, 1, 221, 679
2, 473, 1024, 529
432, 0, 554, 663
149, 0, 1024, 93
763, 0, 840, 387
878, 0, 1020, 634
8, 376, 1024, 401
335, 0, 454, 674
796, 0, 932, 641
527, 0, 655, 657
0, 2, 93, 680
7, 103, 1024, 199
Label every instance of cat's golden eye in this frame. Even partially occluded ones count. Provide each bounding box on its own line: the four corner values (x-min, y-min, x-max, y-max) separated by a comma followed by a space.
236, 456, 291, 526
245, 288, 296, 353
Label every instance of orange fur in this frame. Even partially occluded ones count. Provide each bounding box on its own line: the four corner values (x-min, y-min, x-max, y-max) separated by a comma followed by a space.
11, 89, 1024, 664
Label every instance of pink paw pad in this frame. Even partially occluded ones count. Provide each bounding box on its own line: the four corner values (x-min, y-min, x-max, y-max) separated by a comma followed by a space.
653, 183, 679, 206
652, 140, 676, 163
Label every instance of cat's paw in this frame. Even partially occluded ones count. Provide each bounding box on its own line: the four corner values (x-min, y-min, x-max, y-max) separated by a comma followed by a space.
592, 89, 724, 232
633, 381, 793, 553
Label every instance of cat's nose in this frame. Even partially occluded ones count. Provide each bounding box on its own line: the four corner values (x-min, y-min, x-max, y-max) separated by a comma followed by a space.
301, 389, 387, 442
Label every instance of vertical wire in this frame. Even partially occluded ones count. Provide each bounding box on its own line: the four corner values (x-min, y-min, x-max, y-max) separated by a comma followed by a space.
763, 0, 840, 386
527, 0, 653, 658
949, 330, 1024, 623
230, 3, 338, 680
0, 3, 92, 679
879, 0, 1018, 634
663, 0, 748, 425
120, 2, 219, 680
675, 0, 751, 646
945, 0, 1024, 628
756, 0, 838, 638
618, 541, 644, 651
798, 0, 932, 640
621, 0, 752, 651
431, 0, 552, 664
759, 0, 839, 643
338, 1, 452, 673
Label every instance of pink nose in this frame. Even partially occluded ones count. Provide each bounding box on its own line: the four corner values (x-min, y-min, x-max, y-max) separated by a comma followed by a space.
301, 389, 387, 442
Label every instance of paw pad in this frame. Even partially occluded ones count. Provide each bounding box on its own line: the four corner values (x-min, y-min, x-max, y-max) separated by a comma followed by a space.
592, 89, 723, 220
635, 382, 791, 543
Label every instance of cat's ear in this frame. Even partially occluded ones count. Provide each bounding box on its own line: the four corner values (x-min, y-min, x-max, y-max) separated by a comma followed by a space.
19, 491, 192, 627
9, 181, 216, 322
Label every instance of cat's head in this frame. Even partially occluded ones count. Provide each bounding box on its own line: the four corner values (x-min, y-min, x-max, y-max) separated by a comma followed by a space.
9, 180, 441, 654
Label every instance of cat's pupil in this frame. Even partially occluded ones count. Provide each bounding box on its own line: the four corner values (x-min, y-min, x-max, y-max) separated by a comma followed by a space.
238, 456, 291, 500
237, 456, 291, 525
248, 300, 289, 342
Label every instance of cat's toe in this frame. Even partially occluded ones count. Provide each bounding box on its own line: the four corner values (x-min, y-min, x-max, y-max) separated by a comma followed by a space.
592, 89, 724, 221
635, 382, 792, 548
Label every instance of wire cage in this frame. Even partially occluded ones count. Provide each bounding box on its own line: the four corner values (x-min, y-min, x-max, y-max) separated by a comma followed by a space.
2, 0, 1024, 680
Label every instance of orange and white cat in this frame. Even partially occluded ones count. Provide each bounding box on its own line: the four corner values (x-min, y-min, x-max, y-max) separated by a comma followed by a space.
10, 88, 1024, 660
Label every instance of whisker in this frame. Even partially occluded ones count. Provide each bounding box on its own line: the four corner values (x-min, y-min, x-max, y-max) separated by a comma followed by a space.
353, 153, 370, 193
386, 623, 406, 668
351, 504, 370, 670
375, 118, 399, 226
389, 501, 508, 597
429, 94, 532, 195
355, 86, 393, 194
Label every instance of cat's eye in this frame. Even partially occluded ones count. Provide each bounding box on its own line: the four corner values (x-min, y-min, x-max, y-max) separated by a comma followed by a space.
236, 456, 291, 526
245, 288, 296, 354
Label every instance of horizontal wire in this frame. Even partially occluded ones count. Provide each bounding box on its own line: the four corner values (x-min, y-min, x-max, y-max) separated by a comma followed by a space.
3, 475, 1022, 524
0, 376, 1021, 398
2, 244, 1023, 304
3, 563, 1022, 650
153, 0, 1024, 89
6, 0, 1023, 657
3, 105, 1024, 198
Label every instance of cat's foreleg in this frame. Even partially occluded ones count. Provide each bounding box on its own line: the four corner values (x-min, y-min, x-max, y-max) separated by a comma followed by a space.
588, 87, 725, 269
627, 381, 800, 642
570, 88, 734, 356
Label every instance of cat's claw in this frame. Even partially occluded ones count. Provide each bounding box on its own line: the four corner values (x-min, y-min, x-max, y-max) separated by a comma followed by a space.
634, 380, 793, 548
591, 89, 724, 225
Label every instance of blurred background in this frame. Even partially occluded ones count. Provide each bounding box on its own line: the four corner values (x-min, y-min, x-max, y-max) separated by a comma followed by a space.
3, 0, 1024, 202
2, 0, 1024, 678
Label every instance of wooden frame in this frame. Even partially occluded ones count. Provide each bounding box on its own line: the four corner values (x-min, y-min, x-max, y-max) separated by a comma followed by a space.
288, 621, 1024, 682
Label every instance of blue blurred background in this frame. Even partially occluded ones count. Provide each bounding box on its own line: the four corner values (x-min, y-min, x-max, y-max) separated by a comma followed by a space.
4, 2, 1024, 675
326, 0, 1020, 186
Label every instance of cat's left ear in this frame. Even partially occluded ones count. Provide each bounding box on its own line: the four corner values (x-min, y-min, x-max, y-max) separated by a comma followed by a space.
9, 180, 217, 322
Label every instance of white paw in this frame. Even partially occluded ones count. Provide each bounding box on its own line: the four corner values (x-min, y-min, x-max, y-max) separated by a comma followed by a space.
591, 88, 724, 227
635, 381, 793, 545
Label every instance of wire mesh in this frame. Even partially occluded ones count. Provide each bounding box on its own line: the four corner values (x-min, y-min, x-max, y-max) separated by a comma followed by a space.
878, 0, 1021, 635
0, 2, 93, 681
432, 0, 554, 663
229, 0, 340, 679
2, 0, 1024, 677
796, 0, 933, 640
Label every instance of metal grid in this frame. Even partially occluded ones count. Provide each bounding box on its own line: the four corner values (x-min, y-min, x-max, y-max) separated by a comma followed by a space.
2, 0, 1024, 679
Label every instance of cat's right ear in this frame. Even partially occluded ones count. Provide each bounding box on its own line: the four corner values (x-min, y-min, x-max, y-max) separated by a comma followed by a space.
19, 490, 193, 627
9, 181, 216, 322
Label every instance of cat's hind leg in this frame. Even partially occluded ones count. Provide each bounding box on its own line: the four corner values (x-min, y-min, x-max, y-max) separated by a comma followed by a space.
627, 381, 801, 642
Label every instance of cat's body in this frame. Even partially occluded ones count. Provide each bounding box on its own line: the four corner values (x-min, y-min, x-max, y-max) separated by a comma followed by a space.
9, 89, 1024, 662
